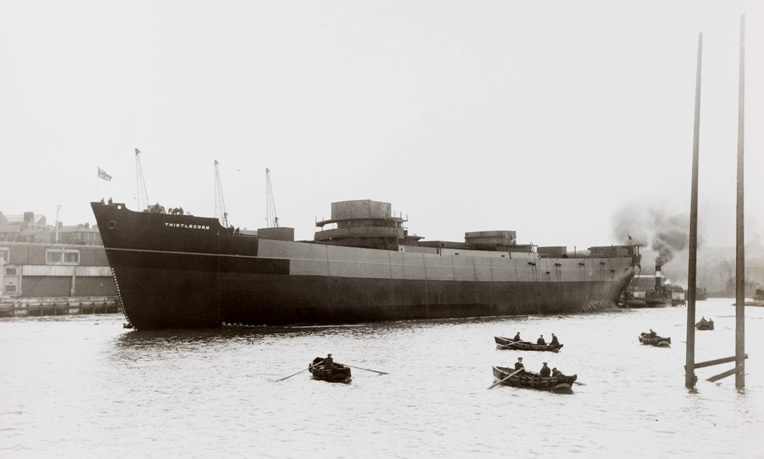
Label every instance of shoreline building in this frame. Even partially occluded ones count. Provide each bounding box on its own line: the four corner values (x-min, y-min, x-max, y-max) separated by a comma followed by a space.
0, 210, 118, 316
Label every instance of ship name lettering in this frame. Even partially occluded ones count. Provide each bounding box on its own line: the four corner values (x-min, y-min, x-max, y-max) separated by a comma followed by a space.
164, 222, 210, 231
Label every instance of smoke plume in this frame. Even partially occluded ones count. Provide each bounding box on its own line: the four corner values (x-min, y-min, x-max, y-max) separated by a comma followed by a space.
611, 203, 689, 266
650, 209, 688, 265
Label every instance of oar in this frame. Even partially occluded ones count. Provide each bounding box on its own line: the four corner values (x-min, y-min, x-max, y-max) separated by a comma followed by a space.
487, 368, 522, 390
272, 368, 308, 382
347, 364, 389, 375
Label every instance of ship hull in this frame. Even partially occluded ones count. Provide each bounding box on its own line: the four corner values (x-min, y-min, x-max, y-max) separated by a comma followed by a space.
111, 259, 626, 329
93, 203, 635, 330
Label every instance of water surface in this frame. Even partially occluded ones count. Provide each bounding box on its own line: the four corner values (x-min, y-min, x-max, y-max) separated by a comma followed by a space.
1, 299, 762, 458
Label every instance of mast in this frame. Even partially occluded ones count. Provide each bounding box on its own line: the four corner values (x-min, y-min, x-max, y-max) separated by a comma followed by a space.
685, 33, 702, 390
735, 14, 746, 390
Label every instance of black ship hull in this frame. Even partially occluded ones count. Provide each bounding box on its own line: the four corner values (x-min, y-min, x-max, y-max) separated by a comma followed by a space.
93, 202, 636, 330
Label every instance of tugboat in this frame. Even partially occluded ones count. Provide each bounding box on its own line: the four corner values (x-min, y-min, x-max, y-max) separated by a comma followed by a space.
309, 355, 352, 383
639, 331, 671, 347
622, 262, 673, 307
491, 366, 576, 393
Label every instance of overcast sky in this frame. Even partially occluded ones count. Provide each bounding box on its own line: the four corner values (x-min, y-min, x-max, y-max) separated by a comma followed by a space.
1, 0, 761, 248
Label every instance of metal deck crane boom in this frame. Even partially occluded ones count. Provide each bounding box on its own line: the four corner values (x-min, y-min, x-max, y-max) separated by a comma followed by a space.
265, 168, 279, 228
135, 148, 150, 211
214, 160, 229, 227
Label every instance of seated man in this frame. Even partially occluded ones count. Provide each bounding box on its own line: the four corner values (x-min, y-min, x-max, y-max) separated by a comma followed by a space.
323, 353, 334, 367
514, 357, 525, 372
550, 333, 560, 346
551, 367, 562, 377
540, 362, 551, 377
514, 331, 521, 341
537, 334, 546, 345
648, 328, 657, 337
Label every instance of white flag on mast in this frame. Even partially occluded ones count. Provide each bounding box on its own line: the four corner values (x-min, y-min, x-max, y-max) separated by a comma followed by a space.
97, 167, 112, 181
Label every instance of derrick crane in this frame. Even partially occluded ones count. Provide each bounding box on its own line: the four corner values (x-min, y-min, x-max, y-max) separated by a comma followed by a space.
213, 160, 229, 227
135, 148, 150, 210
265, 168, 279, 227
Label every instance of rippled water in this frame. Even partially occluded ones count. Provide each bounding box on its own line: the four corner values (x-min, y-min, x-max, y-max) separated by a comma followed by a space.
1, 299, 762, 458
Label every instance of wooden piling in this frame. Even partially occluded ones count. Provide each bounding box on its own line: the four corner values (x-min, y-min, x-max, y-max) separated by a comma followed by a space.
735, 14, 746, 390
685, 33, 703, 390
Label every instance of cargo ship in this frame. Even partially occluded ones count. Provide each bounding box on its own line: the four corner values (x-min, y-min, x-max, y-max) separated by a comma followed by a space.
91, 199, 640, 330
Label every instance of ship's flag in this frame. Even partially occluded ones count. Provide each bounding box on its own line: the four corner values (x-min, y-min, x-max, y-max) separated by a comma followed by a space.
97, 167, 112, 181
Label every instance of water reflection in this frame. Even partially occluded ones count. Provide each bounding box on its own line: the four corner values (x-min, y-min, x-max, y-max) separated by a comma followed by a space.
115, 312, 541, 348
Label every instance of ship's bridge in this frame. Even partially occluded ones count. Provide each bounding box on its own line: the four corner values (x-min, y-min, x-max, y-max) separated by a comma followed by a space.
314, 200, 407, 250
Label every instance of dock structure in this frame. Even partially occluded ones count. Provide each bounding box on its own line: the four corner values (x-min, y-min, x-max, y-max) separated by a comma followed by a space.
685, 16, 748, 390
0, 296, 120, 317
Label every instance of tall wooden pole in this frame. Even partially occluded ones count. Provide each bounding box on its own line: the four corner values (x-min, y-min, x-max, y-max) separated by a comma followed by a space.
735, 15, 746, 390
685, 33, 703, 390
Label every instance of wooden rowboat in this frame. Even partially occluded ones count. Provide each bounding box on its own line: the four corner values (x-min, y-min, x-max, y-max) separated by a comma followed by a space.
494, 336, 517, 346
308, 357, 352, 383
492, 366, 576, 393
638, 333, 671, 347
494, 336, 563, 352
695, 319, 714, 330
496, 341, 563, 352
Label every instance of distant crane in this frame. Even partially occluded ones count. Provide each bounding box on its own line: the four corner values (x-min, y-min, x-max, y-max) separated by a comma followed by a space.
55, 204, 62, 243
265, 168, 279, 228
213, 160, 229, 227
135, 148, 150, 210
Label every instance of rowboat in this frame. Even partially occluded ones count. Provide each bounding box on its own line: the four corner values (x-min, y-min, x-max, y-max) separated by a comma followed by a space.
496, 341, 563, 353
308, 357, 352, 383
492, 366, 576, 393
695, 319, 714, 330
639, 333, 671, 347
494, 336, 563, 352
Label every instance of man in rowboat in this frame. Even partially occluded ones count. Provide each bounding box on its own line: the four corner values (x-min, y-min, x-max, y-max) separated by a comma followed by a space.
550, 334, 560, 346
540, 362, 551, 377
514, 357, 525, 372
514, 331, 521, 341
537, 334, 546, 345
